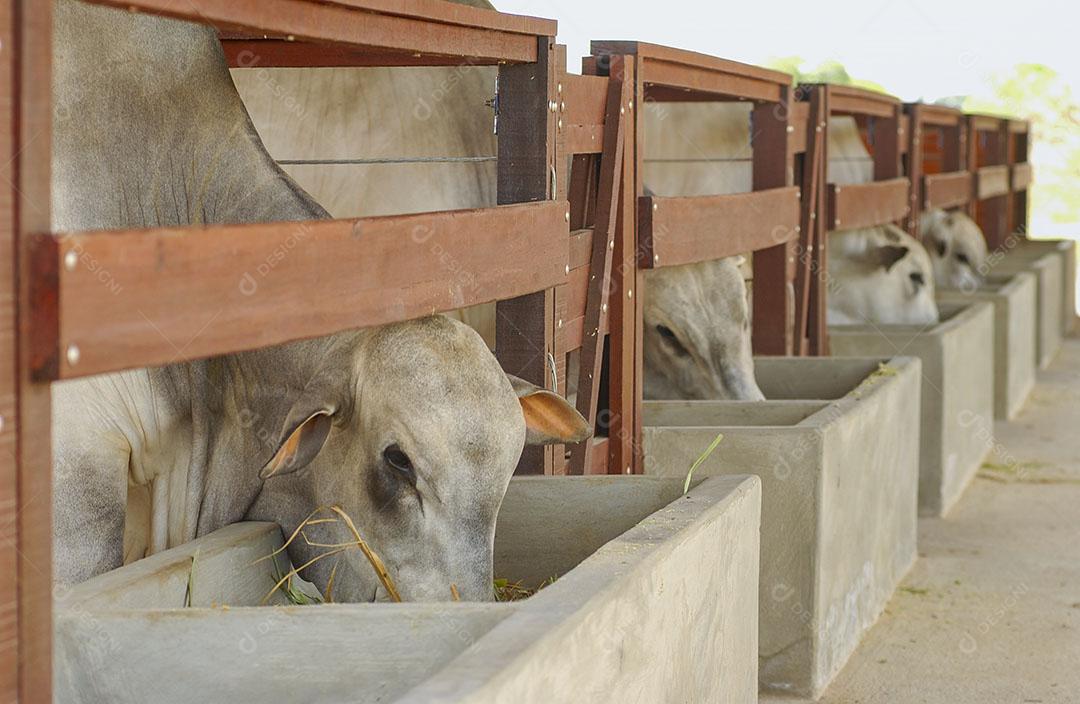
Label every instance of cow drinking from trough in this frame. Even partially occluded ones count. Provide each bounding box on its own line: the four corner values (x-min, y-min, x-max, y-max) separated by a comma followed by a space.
51, 0, 590, 601
825, 116, 940, 325
920, 208, 989, 291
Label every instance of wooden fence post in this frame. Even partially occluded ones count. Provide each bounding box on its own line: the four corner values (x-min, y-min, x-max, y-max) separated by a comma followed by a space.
495, 36, 558, 475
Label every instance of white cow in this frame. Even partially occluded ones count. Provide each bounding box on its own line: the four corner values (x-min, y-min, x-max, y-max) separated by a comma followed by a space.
920, 208, 989, 290
826, 116, 941, 325
827, 224, 939, 325
52, 0, 589, 601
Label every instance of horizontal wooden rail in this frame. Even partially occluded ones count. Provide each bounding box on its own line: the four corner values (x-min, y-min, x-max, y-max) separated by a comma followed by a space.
85, 0, 555, 65
30, 202, 570, 380
828, 177, 910, 230
976, 165, 1010, 200
1008, 119, 1030, 134
1011, 162, 1033, 191
969, 114, 1003, 132
592, 41, 789, 103
823, 84, 900, 118
923, 171, 972, 210
637, 187, 801, 269
914, 104, 963, 127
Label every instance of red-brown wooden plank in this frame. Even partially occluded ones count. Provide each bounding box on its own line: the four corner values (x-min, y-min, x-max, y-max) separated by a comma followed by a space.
15, 1, 54, 700
638, 187, 801, 269
1011, 162, 1033, 192
84, 0, 554, 65
496, 38, 557, 476
592, 41, 789, 103
34, 202, 569, 381
907, 102, 963, 128
591, 41, 791, 85
560, 73, 608, 129
828, 177, 910, 230
752, 85, 797, 356
0, 2, 19, 698
825, 84, 900, 118
568, 63, 628, 476
923, 171, 972, 209
968, 114, 1004, 133
976, 164, 1010, 200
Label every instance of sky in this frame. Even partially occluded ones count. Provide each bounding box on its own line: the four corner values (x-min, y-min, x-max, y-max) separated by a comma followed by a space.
495, 0, 1080, 103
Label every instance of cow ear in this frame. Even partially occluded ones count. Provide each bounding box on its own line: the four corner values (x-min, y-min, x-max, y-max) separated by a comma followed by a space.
506, 375, 592, 446
260, 410, 333, 480
874, 245, 909, 272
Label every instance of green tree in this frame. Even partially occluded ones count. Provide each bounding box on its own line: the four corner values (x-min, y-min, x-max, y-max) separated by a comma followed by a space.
964, 63, 1080, 226
767, 56, 889, 94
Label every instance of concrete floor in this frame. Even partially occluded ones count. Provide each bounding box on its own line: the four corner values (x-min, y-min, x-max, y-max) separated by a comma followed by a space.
765, 334, 1080, 704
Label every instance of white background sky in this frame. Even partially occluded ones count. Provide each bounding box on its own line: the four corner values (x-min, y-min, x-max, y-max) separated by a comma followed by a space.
496, 0, 1078, 103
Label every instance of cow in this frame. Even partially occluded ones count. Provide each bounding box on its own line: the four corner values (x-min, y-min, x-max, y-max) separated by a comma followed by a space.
825, 116, 941, 324
920, 208, 989, 291
236, 53, 766, 401
643, 257, 764, 400
827, 224, 939, 325
51, 0, 590, 602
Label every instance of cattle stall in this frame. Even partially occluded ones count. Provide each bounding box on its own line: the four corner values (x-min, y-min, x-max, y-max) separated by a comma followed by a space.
1007, 118, 1033, 236
904, 102, 972, 234
967, 113, 1011, 249
808, 83, 910, 241
585, 41, 822, 355
0, 0, 636, 697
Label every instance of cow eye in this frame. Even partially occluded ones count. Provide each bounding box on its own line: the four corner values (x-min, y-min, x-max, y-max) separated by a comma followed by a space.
656, 325, 690, 357
382, 444, 416, 484
934, 239, 947, 257
956, 252, 970, 265
909, 272, 925, 287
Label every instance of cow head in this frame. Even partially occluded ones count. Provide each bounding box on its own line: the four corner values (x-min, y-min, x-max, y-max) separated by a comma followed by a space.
920, 208, 988, 291
828, 225, 940, 326
642, 257, 765, 400
253, 316, 589, 602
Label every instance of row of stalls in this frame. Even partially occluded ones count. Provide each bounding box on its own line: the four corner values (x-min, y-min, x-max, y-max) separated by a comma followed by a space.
0, 0, 1070, 702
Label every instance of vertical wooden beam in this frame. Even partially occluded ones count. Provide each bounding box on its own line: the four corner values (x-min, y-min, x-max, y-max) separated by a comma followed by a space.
976, 121, 1008, 250
567, 69, 626, 476
13, 0, 53, 700
872, 104, 903, 180
965, 116, 980, 222
495, 36, 557, 475
0, 2, 18, 699
1008, 126, 1029, 236
598, 54, 639, 475
799, 86, 828, 356
752, 85, 796, 356
943, 123, 963, 173
905, 104, 924, 237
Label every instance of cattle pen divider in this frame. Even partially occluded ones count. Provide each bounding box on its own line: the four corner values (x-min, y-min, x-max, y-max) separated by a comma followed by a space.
586, 41, 825, 356
904, 102, 971, 235
967, 113, 1011, 249
0, 0, 618, 699
1007, 118, 1032, 236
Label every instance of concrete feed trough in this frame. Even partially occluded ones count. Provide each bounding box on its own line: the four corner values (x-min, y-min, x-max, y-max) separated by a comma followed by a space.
991, 245, 1068, 368
829, 301, 994, 516
938, 272, 1037, 420
55, 475, 761, 704
642, 356, 921, 699
1009, 238, 1077, 335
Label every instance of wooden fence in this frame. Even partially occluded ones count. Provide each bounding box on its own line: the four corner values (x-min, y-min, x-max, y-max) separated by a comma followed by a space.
0, 1, 1037, 699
